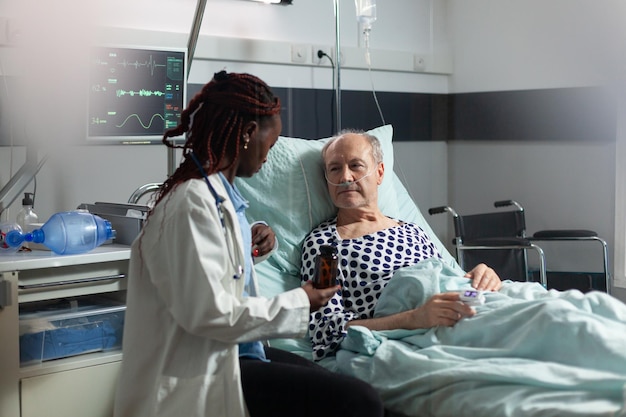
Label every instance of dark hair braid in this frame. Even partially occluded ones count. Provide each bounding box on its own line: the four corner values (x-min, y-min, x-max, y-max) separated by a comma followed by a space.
153, 71, 281, 207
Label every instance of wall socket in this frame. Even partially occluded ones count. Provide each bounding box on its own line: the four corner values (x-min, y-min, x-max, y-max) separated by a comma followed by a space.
313, 45, 333, 66
414, 54, 426, 71
291, 44, 308, 63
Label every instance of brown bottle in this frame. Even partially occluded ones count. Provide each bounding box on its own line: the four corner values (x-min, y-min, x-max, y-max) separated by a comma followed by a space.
313, 245, 339, 289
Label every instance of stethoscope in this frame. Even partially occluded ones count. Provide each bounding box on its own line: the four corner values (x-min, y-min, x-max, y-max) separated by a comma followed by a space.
190, 151, 244, 280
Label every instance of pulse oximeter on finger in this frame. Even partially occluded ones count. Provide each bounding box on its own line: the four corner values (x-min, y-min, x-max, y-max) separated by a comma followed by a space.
459, 289, 485, 306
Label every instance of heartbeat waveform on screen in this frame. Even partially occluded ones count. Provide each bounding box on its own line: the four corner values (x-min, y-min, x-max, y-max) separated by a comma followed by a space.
116, 89, 166, 98
117, 55, 166, 76
116, 113, 165, 129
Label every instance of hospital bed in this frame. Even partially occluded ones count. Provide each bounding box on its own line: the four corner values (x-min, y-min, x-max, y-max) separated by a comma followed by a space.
235, 125, 626, 417
236, 124, 461, 417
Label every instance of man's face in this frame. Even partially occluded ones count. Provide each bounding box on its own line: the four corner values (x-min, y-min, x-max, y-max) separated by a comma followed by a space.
323, 133, 384, 210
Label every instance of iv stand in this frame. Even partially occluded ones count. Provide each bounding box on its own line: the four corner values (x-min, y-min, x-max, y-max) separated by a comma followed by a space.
334, 0, 341, 132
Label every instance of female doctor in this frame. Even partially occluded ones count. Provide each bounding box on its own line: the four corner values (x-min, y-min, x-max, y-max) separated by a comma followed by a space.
113, 71, 384, 417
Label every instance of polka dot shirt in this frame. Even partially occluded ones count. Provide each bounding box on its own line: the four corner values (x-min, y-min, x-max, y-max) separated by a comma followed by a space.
300, 217, 442, 360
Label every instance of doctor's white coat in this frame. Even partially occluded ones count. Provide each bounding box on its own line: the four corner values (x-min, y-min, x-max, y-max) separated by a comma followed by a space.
113, 177, 310, 417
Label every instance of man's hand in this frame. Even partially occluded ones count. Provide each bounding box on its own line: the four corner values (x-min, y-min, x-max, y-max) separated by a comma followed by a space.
407, 292, 476, 328
465, 263, 502, 291
347, 292, 475, 331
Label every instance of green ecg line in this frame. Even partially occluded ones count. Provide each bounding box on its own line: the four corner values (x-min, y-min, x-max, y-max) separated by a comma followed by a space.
115, 113, 165, 129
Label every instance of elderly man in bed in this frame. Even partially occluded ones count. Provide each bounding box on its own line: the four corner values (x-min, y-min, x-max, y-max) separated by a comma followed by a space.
300, 129, 501, 360
300, 129, 626, 417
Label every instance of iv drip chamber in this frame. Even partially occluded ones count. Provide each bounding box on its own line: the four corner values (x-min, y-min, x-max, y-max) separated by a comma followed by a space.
355, 0, 377, 31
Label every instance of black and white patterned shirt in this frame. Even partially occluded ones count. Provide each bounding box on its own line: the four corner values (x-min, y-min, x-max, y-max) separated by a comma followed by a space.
300, 217, 442, 360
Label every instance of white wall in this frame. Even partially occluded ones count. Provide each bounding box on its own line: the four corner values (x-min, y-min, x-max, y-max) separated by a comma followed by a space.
94, 0, 437, 54
445, 0, 626, 289
0, 0, 450, 244
448, 0, 626, 93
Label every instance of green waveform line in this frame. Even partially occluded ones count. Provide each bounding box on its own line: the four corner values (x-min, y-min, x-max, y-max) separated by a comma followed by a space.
116, 113, 166, 129
116, 89, 166, 98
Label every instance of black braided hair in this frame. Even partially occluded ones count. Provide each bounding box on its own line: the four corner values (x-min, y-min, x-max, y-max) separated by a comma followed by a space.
154, 71, 281, 207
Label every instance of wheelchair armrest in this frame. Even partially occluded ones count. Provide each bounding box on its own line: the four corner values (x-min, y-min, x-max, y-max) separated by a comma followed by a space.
463, 237, 534, 247
428, 206, 449, 215
532, 229, 598, 239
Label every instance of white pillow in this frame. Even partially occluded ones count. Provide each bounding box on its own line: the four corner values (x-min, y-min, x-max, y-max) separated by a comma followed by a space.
236, 125, 397, 277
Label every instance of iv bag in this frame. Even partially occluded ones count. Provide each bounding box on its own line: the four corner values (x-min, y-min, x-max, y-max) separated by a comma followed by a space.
355, 0, 376, 30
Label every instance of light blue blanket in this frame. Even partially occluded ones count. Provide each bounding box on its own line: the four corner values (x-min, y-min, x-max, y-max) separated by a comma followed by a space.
335, 258, 626, 417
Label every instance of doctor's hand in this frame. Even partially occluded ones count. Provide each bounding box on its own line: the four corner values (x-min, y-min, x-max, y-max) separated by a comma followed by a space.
465, 263, 502, 291
251, 223, 276, 258
301, 281, 340, 312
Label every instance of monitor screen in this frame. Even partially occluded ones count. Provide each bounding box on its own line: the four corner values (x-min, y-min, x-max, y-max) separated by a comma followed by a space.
88, 46, 187, 144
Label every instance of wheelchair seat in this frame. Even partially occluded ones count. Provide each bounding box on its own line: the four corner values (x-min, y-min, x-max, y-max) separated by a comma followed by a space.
529, 228, 610, 293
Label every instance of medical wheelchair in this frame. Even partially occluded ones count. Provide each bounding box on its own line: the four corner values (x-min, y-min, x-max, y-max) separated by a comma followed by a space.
429, 200, 610, 293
